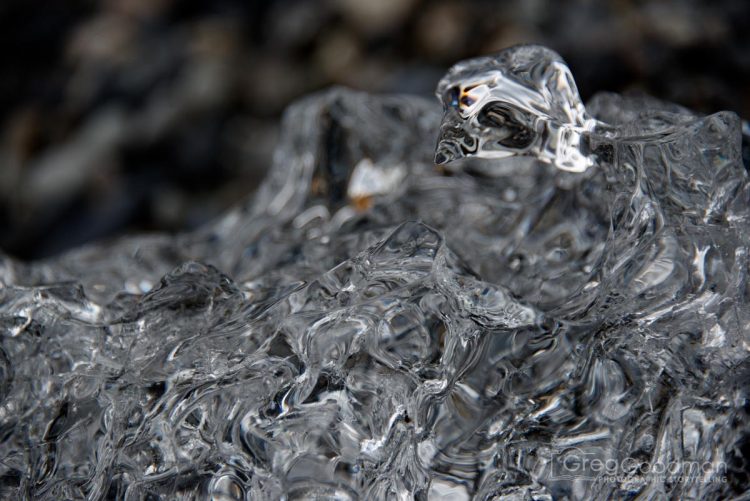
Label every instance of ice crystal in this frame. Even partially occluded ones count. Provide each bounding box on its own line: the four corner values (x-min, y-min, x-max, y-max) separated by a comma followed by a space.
1, 45, 749, 500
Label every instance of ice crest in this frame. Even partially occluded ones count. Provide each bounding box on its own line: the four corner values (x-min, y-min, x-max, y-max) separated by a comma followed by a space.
1, 46, 750, 499
435, 45, 599, 172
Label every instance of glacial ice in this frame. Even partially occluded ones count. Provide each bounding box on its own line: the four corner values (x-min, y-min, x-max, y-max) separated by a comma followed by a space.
1, 45, 749, 500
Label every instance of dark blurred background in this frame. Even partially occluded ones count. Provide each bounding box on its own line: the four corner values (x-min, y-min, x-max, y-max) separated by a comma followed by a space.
1, 0, 749, 260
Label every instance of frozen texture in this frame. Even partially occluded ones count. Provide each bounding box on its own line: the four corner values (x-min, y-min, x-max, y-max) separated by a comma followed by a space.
1, 45, 750, 500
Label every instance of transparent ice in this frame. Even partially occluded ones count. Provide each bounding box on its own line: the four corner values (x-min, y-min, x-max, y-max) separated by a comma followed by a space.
1, 45, 749, 499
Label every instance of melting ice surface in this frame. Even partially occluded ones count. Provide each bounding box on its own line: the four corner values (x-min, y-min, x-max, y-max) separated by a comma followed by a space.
1, 45, 750, 500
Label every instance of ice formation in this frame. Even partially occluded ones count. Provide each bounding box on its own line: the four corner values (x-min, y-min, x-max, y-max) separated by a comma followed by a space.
1, 45, 749, 500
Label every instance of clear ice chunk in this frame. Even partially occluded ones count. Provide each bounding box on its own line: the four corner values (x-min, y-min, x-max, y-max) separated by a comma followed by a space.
434, 45, 598, 172
1, 45, 749, 500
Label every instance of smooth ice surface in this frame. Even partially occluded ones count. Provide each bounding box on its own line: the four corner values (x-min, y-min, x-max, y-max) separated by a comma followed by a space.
1, 45, 750, 500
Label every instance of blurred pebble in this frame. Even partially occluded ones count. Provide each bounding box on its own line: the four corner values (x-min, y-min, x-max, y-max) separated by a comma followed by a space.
331, 0, 416, 37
